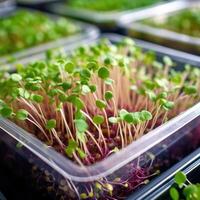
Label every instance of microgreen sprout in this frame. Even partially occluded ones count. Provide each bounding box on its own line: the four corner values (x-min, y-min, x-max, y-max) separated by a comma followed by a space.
16, 109, 29, 121
45, 119, 56, 130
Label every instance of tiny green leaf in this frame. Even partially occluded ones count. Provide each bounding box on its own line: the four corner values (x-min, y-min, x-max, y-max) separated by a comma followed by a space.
10, 73, 22, 82
162, 101, 175, 111
18, 88, 30, 99
16, 142, 23, 149
82, 85, 91, 94
123, 113, 134, 124
119, 109, 128, 119
66, 94, 77, 103
96, 99, 107, 110
76, 131, 86, 143
184, 85, 197, 95
74, 119, 88, 133
171, 72, 182, 85
74, 97, 84, 110
48, 89, 59, 97
80, 193, 88, 199
104, 57, 117, 66
16, 109, 28, 120
0, 107, 13, 118
155, 78, 168, 90
45, 119, 56, 130
98, 67, 109, 79
131, 112, 141, 124
120, 38, 135, 46
75, 110, 85, 120
112, 147, 119, 153
58, 94, 68, 102
141, 110, 152, 121
64, 61, 74, 74
80, 69, 91, 79
144, 80, 155, 90
76, 147, 86, 159
105, 78, 114, 85
170, 187, 179, 200
153, 61, 163, 69
163, 56, 173, 66
89, 85, 96, 93
95, 182, 102, 190
0, 100, 6, 109
61, 82, 72, 91
108, 117, 118, 124
174, 171, 187, 187
93, 115, 104, 125
183, 185, 199, 199
87, 62, 98, 71
105, 91, 113, 100
145, 90, 156, 101
31, 94, 44, 103
65, 140, 78, 157
156, 92, 168, 100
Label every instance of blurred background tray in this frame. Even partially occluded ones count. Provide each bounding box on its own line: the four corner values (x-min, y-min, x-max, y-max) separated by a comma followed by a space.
44, 0, 174, 31
119, 0, 200, 55
0, 7, 99, 67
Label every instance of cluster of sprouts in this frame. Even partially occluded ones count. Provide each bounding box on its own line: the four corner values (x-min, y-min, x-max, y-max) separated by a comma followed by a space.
0, 10, 79, 56
67, 0, 160, 11
0, 38, 200, 199
144, 8, 200, 37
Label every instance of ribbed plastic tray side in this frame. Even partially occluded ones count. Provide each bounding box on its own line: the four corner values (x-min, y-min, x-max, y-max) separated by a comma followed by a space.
0, 8, 99, 66
0, 34, 200, 199
119, 0, 200, 55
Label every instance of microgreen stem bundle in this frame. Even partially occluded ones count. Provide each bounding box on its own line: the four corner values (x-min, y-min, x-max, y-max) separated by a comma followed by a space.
0, 38, 200, 199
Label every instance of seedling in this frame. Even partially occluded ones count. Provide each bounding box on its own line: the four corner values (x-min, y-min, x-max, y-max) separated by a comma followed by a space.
0, 38, 200, 199
170, 171, 200, 200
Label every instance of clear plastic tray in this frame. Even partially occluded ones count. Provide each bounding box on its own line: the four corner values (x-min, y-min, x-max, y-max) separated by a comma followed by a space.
0, 34, 200, 200
0, 8, 99, 66
45, 0, 174, 30
119, 0, 200, 55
